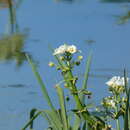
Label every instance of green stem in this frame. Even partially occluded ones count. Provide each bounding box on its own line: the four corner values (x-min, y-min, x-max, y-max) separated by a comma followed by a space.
115, 95, 120, 130
63, 70, 93, 124
64, 70, 82, 109
56, 54, 94, 124
64, 60, 83, 109
116, 118, 120, 130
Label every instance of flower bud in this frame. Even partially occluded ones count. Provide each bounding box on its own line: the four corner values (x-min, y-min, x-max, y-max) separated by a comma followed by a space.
78, 55, 83, 60
64, 83, 68, 88
48, 62, 55, 67
59, 56, 65, 61
65, 96, 70, 101
75, 61, 80, 66
56, 66, 61, 70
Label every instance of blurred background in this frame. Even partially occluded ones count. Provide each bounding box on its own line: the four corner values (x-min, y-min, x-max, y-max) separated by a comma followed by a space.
0, 0, 130, 129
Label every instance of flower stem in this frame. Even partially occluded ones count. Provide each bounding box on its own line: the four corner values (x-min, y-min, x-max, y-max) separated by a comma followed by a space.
64, 70, 83, 109
58, 55, 94, 124
115, 95, 120, 130
63, 69, 94, 124
116, 118, 120, 130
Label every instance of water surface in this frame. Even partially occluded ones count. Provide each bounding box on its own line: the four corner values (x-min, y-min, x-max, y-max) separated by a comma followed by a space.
0, 0, 130, 129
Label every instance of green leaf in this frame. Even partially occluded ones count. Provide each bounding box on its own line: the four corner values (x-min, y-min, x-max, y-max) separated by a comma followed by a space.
22, 109, 42, 130
124, 69, 130, 130
44, 110, 63, 130
72, 115, 81, 130
82, 121, 87, 130
26, 54, 62, 129
26, 54, 55, 110
124, 88, 130, 130
80, 52, 92, 104
41, 112, 52, 127
56, 86, 69, 130
29, 108, 37, 129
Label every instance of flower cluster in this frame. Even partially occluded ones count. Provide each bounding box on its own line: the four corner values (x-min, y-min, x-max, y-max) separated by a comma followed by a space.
106, 76, 129, 94
53, 44, 78, 55
49, 44, 83, 71
101, 96, 116, 108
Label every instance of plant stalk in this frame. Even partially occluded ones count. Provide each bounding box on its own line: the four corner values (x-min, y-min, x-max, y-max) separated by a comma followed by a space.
63, 69, 93, 124
115, 95, 120, 130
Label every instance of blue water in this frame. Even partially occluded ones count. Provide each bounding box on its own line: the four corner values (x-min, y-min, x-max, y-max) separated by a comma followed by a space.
0, 0, 130, 129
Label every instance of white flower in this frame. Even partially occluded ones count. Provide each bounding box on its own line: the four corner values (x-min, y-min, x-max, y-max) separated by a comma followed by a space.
53, 44, 68, 55
106, 76, 129, 94
109, 99, 116, 108
102, 96, 116, 108
53, 44, 78, 55
106, 76, 128, 87
67, 45, 77, 54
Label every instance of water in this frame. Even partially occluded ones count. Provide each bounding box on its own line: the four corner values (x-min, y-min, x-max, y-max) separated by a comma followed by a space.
0, 0, 130, 129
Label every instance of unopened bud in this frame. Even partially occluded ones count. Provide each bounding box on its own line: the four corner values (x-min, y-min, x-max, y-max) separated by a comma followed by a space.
75, 61, 80, 66
59, 56, 65, 61
48, 62, 55, 67
78, 55, 83, 60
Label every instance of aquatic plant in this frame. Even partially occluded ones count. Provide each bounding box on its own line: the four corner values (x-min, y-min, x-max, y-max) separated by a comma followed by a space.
101, 71, 130, 130
22, 44, 130, 130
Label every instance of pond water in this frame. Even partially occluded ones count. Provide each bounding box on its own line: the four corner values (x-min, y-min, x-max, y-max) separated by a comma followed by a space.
0, 0, 130, 129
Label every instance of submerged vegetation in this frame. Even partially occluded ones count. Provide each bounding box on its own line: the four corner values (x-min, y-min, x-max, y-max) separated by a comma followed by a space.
22, 44, 130, 130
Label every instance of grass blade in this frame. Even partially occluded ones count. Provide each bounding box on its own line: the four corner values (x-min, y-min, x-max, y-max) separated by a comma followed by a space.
72, 115, 81, 130
80, 52, 92, 104
41, 112, 53, 128
26, 54, 55, 110
22, 110, 42, 130
29, 108, 37, 129
26, 54, 62, 129
124, 88, 130, 130
56, 86, 69, 130
44, 110, 63, 130
124, 70, 130, 130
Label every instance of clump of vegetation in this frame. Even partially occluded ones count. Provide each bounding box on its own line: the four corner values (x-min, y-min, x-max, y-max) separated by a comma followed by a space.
0, 33, 28, 66
22, 44, 130, 130
117, 11, 130, 25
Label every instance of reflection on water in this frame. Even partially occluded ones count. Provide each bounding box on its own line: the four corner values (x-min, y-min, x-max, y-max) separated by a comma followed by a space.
0, 33, 29, 66
0, 0, 24, 34
7, 84, 25, 88
0, 0, 11, 9
1, 84, 25, 88
0, 0, 16, 33
78, 68, 130, 81
117, 10, 130, 24
101, 0, 130, 24
0, 0, 30, 66
84, 39, 96, 46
